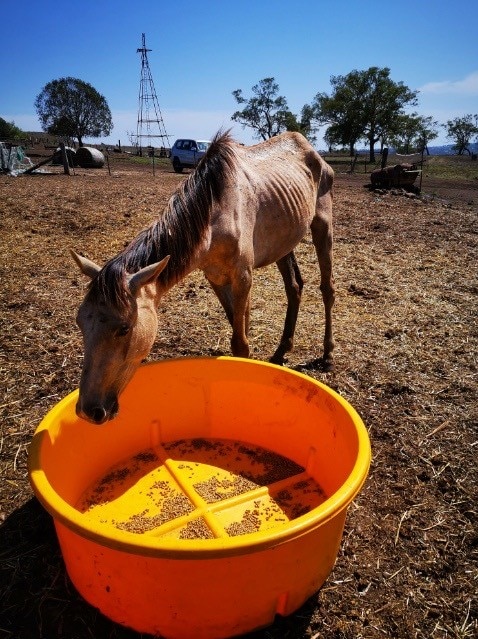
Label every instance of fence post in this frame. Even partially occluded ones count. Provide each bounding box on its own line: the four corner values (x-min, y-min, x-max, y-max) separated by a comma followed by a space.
59, 142, 71, 175
381, 147, 389, 169
418, 149, 424, 192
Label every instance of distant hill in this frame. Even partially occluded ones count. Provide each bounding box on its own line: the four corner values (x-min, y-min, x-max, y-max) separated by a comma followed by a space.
427, 143, 478, 155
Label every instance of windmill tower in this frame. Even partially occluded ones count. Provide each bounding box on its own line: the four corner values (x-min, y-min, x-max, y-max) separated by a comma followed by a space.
134, 33, 171, 155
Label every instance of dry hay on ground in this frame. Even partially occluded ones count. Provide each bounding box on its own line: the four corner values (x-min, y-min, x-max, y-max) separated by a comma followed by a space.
0, 161, 477, 639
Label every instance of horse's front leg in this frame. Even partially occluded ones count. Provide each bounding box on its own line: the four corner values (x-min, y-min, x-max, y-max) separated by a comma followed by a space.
229, 268, 252, 358
207, 272, 252, 358
207, 279, 234, 325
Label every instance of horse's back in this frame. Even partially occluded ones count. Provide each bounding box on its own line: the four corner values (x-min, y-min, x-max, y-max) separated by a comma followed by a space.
242, 132, 321, 172
240, 133, 333, 199
217, 133, 330, 268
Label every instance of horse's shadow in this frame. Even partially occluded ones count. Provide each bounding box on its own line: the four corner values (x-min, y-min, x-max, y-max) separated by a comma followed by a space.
1, 499, 316, 639
293, 356, 334, 374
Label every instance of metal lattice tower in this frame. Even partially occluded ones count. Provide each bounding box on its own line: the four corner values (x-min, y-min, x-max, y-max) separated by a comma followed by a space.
135, 33, 171, 154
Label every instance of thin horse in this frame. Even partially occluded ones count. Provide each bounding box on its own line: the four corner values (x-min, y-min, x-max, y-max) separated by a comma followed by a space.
71, 131, 335, 424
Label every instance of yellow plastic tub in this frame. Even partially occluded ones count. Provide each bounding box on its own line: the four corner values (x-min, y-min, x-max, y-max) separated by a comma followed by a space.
28, 357, 371, 639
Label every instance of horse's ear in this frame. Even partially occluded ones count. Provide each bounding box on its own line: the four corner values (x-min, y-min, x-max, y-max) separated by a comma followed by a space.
128, 256, 170, 296
70, 249, 101, 279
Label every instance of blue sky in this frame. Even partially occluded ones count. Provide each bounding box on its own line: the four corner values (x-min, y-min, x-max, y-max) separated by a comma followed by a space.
1, 0, 477, 148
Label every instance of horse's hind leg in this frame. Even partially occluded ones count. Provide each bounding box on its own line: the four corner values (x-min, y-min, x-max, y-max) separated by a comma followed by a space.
270, 251, 303, 365
310, 209, 335, 370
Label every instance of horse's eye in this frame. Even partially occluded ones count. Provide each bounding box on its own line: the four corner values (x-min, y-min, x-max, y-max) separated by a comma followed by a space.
116, 323, 131, 337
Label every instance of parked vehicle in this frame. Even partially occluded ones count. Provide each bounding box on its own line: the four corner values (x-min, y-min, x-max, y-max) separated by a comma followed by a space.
170, 139, 211, 173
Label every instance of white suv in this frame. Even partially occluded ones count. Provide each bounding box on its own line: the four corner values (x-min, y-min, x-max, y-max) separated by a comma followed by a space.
170, 139, 211, 173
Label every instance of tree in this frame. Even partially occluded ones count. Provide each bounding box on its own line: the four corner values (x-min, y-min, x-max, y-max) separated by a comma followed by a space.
389, 114, 439, 154
313, 67, 418, 162
231, 78, 292, 140
443, 114, 478, 155
0, 117, 24, 140
414, 115, 440, 154
35, 77, 113, 146
282, 104, 318, 144
313, 72, 365, 156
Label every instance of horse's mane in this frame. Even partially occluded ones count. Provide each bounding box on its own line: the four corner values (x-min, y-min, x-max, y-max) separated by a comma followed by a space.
89, 130, 237, 308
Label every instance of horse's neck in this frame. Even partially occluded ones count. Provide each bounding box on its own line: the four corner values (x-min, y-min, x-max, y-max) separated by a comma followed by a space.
151, 229, 208, 299
126, 175, 213, 296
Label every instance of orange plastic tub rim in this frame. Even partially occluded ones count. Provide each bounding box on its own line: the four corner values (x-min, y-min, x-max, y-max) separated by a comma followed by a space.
28, 356, 371, 639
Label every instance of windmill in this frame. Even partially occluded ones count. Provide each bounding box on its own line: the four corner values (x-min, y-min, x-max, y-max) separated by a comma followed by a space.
134, 33, 171, 156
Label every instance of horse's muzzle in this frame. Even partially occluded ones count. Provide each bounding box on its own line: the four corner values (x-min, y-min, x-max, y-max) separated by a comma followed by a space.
76, 397, 119, 425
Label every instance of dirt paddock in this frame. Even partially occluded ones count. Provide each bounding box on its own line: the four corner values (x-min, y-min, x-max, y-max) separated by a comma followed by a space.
0, 158, 477, 638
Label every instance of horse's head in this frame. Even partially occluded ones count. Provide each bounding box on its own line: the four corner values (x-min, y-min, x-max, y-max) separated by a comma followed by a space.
71, 251, 170, 424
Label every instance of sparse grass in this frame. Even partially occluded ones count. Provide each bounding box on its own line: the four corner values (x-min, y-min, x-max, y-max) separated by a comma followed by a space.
0, 162, 477, 638
424, 154, 478, 181
126, 155, 171, 168
323, 152, 478, 181
322, 154, 375, 173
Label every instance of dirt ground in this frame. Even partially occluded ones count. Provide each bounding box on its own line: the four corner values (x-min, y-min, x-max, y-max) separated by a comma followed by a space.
0, 155, 477, 639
